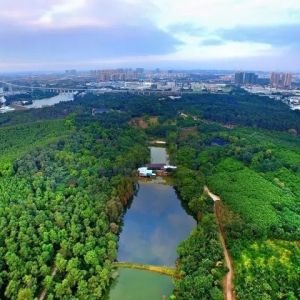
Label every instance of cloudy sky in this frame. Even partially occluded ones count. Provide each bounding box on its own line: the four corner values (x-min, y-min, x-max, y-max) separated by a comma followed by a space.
0, 0, 299, 71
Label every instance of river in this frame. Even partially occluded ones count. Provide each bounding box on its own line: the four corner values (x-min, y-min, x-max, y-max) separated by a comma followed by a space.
105, 147, 195, 299
25, 93, 75, 108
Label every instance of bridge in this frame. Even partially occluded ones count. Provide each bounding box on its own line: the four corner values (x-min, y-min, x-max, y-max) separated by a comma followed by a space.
0, 80, 204, 96
0, 81, 82, 94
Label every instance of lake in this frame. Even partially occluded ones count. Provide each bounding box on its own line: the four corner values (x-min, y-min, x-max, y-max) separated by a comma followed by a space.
25, 93, 75, 108
117, 184, 195, 266
106, 147, 195, 299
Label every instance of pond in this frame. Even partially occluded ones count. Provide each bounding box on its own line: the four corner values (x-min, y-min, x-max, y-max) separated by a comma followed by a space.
103, 268, 173, 300
150, 146, 169, 165
206, 138, 227, 146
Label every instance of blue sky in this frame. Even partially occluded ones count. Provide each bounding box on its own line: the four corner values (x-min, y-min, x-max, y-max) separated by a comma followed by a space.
0, 0, 299, 71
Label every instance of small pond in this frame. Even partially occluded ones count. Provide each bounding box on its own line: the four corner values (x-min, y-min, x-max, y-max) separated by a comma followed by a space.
104, 269, 173, 300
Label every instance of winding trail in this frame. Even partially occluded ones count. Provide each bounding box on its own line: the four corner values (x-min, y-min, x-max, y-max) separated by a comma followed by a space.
204, 186, 236, 300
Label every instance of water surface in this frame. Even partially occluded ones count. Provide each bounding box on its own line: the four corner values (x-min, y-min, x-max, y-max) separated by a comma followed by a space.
118, 184, 195, 266
104, 268, 173, 300
26, 93, 74, 108
206, 138, 227, 146
106, 146, 194, 299
150, 147, 169, 164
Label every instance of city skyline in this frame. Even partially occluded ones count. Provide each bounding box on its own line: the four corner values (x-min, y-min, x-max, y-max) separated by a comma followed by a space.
0, 0, 300, 72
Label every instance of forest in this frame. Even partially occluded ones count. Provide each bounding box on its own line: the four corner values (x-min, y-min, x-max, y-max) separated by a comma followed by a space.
169, 117, 300, 299
1, 90, 300, 299
0, 108, 149, 299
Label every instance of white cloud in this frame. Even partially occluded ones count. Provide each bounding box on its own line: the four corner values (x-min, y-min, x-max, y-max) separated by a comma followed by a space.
0, 0, 299, 70
143, 0, 300, 65
2, 0, 300, 31
35, 0, 85, 24
150, 0, 300, 31
0, 0, 152, 29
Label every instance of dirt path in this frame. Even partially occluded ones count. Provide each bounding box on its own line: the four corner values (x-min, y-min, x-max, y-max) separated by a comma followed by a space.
38, 267, 57, 300
204, 185, 220, 201
204, 185, 236, 300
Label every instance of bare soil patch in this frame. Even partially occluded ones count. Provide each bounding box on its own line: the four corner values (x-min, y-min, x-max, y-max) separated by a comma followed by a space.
128, 117, 148, 128
180, 127, 198, 139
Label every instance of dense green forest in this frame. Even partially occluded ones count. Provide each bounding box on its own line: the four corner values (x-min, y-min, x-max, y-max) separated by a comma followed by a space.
1, 90, 300, 299
2, 90, 300, 131
168, 118, 300, 299
0, 109, 149, 299
0, 119, 70, 165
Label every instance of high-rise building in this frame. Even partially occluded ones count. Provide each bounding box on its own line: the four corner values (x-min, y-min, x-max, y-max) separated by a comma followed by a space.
136, 68, 144, 74
244, 73, 258, 85
90, 70, 97, 77
270, 72, 280, 86
281, 73, 292, 87
100, 73, 109, 81
252, 74, 258, 85
244, 72, 254, 84
234, 71, 244, 85
111, 74, 119, 81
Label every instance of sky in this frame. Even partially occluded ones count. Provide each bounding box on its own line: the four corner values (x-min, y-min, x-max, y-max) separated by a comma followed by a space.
0, 0, 299, 72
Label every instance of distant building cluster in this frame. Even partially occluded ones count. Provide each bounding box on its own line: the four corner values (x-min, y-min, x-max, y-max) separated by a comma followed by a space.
234, 71, 258, 85
144, 70, 188, 79
90, 68, 143, 81
270, 72, 292, 87
234, 71, 293, 88
89, 68, 188, 81
65, 70, 77, 75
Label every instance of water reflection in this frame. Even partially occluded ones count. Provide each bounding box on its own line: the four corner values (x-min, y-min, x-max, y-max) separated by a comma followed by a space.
104, 269, 173, 300
206, 138, 227, 146
26, 93, 74, 108
150, 147, 169, 164
117, 184, 195, 266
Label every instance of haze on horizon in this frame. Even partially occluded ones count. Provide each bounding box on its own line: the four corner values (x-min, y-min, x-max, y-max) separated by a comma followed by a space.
0, 0, 299, 72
